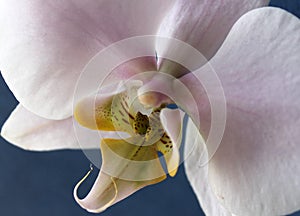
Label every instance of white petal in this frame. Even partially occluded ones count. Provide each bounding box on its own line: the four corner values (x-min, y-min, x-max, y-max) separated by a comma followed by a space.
156, 0, 269, 64
184, 117, 232, 216
0, 0, 174, 119
183, 8, 300, 216
1, 104, 79, 150
1, 104, 120, 151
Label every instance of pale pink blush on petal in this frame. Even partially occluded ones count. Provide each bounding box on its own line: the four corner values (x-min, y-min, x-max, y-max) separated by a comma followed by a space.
156, 0, 269, 67
183, 8, 300, 216
0, 0, 174, 120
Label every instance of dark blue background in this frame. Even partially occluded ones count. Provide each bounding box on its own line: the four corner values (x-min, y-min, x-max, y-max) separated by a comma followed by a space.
0, 1, 299, 215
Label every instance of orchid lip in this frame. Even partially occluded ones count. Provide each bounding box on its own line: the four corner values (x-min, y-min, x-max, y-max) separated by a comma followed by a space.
74, 79, 183, 179
72, 79, 185, 212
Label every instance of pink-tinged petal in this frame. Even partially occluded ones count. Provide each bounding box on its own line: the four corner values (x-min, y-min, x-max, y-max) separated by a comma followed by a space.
137, 72, 200, 121
0, 0, 174, 120
183, 8, 300, 215
1, 104, 120, 151
156, 0, 269, 66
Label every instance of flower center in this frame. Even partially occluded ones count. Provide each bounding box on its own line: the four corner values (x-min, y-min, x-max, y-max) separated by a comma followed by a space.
74, 81, 181, 179
133, 112, 149, 135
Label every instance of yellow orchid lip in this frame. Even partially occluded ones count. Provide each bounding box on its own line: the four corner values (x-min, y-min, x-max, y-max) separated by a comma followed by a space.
73, 80, 183, 213
74, 81, 180, 174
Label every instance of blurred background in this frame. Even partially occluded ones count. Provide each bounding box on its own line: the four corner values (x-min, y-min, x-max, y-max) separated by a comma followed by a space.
0, 1, 299, 215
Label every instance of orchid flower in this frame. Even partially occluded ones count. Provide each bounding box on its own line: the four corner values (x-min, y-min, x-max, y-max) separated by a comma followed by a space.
1, 1, 300, 216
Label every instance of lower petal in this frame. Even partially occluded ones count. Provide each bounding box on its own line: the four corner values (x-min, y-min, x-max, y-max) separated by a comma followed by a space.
184, 118, 232, 216
1, 104, 121, 150
1, 105, 80, 150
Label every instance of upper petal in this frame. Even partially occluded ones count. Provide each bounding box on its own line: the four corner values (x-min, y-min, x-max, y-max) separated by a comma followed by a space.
156, 0, 269, 67
0, 0, 174, 119
183, 8, 300, 216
